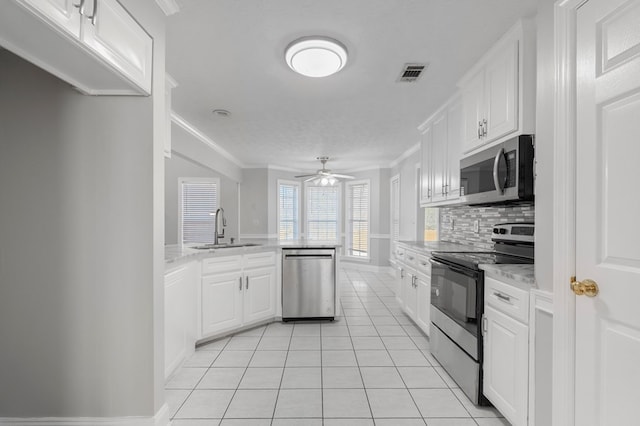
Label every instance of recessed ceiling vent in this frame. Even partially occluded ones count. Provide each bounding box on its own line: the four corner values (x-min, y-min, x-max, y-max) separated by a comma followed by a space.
397, 63, 428, 82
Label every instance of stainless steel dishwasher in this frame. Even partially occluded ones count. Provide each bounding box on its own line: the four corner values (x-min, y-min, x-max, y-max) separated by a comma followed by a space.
282, 248, 336, 321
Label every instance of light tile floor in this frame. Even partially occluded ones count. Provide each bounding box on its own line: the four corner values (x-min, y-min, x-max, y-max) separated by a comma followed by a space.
167, 269, 510, 426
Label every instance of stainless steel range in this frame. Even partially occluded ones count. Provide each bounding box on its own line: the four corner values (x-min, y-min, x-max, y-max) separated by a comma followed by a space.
429, 222, 534, 406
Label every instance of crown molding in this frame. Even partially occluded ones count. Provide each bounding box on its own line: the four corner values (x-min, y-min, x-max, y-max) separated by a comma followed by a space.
155, 0, 179, 16
170, 112, 244, 168
389, 142, 421, 168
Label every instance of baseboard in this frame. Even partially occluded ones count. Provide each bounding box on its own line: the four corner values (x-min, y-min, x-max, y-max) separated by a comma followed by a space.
0, 404, 171, 426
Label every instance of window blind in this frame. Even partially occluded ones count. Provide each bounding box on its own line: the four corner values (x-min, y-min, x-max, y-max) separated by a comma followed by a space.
347, 182, 369, 257
306, 185, 339, 241
181, 181, 218, 244
279, 182, 299, 240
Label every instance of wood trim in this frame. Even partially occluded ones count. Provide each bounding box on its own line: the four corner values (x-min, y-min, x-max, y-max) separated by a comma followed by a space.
552, 1, 588, 425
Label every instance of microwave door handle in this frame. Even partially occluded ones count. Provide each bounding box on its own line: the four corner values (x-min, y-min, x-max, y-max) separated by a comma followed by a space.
493, 147, 506, 194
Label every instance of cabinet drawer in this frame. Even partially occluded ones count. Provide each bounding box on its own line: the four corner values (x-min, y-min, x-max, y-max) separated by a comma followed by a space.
244, 251, 276, 269
202, 255, 243, 275
485, 277, 529, 324
404, 250, 418, 268
416, 254, 431, 277
396, 247, 406, 261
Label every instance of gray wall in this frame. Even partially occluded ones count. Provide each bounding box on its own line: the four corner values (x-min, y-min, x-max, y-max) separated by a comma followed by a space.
0, 0, 165, 416
240, 168, 269, 237
534, 0, 555, 294
165, 153, 239, 244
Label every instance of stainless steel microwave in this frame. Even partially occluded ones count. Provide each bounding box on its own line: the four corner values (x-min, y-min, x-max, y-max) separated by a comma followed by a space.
459, 135, 535, 205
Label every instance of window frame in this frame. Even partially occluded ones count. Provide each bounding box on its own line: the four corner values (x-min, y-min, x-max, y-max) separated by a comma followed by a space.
345, 179, 371, 260
277, 179, 301, 241
178, 177, 220, 245
304, 182, 342, 242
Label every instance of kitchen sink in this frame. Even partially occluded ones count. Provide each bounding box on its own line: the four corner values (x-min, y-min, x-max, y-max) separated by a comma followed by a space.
192, 243, 262, 250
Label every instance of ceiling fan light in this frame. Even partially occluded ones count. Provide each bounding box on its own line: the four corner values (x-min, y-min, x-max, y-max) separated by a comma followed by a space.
320, 177, 330, 186
328, 177, 337, 186
285, 37, 348, 78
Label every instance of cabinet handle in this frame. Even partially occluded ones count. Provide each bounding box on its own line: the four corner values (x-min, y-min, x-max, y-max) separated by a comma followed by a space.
400, 268, 405, 278
482, 315, 488, 336
86, 0, 98, 25
74, 0, 86, 15
238, 276, 242, 291
494, 292, 511, 303
408, 255, 414, 261
245, 276, 249, 290
478, 121, 483, 139
482, 119, 488, 137
420, 261, 428, 266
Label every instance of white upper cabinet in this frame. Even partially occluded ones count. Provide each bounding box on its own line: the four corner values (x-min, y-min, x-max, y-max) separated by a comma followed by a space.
459, 19, 535, 155
419, 95, 463, 207
0, 0, 152, 95
20, 0, 81, 37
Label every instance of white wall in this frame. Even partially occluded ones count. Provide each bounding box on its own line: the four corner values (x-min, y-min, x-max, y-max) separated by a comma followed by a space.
0, 0, 165, 416
165, 154, 239, 244
391, 148, 422, 242
240, 168, 270, 237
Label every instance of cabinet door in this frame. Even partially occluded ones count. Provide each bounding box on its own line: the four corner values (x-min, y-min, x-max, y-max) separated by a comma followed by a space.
19, 0, 81, 37
202, 272, 243, 336
165, 263, 196, 379
404, 273, 418, 320
484, 40, 518, 142
420, 126, 433, 205
243, 266, 276, 324
430, 112, 448, 203
446, 99, 463, 199
461, 70, 485, 153
395, 266, 404, 306
81, 0, 153, 94
415, 274, 431, 336
483, 305, 528, 426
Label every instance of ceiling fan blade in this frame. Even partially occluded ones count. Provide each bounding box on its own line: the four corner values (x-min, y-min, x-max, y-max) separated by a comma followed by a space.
304, 176, 320, 182
294, 173, 318, 178
330, 174, 355, 179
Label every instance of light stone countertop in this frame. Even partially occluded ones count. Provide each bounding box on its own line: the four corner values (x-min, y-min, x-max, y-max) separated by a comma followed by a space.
480, 264, 536, 289
396, 240, 481, 257
165, 239, 341, 266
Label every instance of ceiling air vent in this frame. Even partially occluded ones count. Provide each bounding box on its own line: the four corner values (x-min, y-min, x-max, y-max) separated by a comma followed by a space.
397, 63, 428, 82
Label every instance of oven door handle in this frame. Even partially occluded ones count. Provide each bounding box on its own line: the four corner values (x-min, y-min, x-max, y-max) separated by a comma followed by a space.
429, 258, 477, 278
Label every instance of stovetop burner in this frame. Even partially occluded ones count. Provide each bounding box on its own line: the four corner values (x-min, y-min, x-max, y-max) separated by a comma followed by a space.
431, 251, 534, 271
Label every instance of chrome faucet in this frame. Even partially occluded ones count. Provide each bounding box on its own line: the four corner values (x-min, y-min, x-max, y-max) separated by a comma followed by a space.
213, 207, 227, 245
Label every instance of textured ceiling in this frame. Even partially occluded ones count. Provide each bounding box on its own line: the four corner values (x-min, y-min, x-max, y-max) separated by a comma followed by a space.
166, 0, 537, 173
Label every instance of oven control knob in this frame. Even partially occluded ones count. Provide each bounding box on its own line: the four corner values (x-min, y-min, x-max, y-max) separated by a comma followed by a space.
493, 228, 499, 234
499, 228, 507, 234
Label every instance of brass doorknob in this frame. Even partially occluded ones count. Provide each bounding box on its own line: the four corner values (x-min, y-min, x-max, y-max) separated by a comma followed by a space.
571, 277, 599, 297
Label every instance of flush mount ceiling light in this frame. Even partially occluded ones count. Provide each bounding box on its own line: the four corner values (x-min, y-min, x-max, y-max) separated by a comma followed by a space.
285, 37, 348, 78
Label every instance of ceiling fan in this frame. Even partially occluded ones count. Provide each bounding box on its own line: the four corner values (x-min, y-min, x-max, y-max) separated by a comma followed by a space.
294, 156, 355, 185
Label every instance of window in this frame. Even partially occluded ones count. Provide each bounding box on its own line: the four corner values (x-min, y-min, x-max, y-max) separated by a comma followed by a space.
179, 178, 219, 244
278, 180, 300, 240
424, 208, 439, 241
306, 184, 340, 241
346, 180, 370, 258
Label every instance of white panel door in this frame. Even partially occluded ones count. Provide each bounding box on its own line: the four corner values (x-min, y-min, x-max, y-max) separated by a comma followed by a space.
202, 272, 243, 336
484, 40, 518, 142
243, 267, 276, 324
19, 0, 81, 37
81, 0, 152, 94
575, 0, 640, 424
483, 305, 528, 426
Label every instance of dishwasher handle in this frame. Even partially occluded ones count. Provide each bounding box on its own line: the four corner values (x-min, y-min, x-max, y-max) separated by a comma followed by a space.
284, 254, 334, 260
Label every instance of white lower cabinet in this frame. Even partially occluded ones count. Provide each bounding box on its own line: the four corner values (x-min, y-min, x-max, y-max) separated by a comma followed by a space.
200, 251, 277, 339
483, 276, 530, 426
201, 271, 244, 336
395, 246, 431, 336
165, 262, 198, 379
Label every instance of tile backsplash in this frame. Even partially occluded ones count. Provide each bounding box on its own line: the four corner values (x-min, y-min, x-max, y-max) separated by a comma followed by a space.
439, 202, 534, 250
